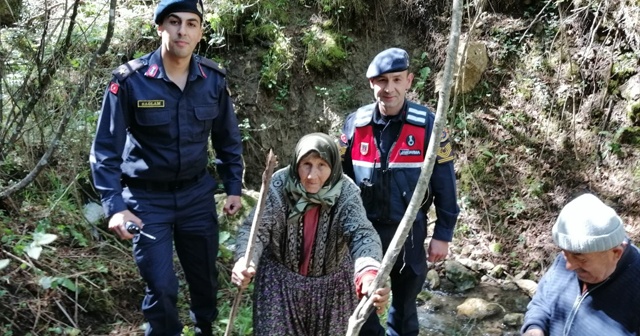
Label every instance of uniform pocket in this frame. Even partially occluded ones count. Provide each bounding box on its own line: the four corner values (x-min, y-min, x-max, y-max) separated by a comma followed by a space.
135, 108, 171, 126
133, 108, 174, 145
190, 106, 218, 141
194, 106, 218, 121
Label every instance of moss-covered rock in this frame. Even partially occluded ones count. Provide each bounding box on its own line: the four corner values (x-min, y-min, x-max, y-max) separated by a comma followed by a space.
612, 52, 639, 79
627, 100, 640, 126
614, 126, 640, 145
445, 260, 479, 292
302, 23, 347, 72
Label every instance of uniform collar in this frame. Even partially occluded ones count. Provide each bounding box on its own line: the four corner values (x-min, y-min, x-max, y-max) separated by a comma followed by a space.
372, 100, 407, 125
143, 47, 207, 81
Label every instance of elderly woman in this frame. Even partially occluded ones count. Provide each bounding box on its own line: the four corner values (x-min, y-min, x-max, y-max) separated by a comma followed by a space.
231, 132, 389, 335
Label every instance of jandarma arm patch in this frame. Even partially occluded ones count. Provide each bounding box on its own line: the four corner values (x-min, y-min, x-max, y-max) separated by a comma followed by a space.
137, 100, 165, 108
437, 129, 454, 163
109, 82, 119, 95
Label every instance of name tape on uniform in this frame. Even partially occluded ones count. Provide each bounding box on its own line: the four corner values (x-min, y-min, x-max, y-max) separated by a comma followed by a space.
137, 100, 165, 108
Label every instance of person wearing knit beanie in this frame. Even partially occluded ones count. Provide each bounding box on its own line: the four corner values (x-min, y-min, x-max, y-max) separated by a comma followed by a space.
552, 193, 626, 254
521, 193, 640, 336
551, 193, 627, 284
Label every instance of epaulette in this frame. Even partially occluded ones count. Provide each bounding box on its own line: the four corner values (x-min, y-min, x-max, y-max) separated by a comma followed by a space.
112, 58, 147, 81
405, 102, 429, 127
196, 56, 226, 76
353, 103, 375, 127
437, 128, 454, 164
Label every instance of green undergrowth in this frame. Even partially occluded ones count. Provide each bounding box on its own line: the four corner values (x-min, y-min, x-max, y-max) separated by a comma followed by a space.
205, 0, 365, 92
0, 174, 259, 335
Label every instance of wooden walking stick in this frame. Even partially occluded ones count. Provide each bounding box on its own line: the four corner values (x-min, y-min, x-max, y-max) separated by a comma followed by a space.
224, 149, 277, 336
345, 0, 463, 334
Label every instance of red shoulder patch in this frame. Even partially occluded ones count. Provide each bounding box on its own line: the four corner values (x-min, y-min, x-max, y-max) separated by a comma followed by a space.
340, 133, 347, 144
198, 63, 207, 78
144, 64, 159, 78
109, 82, 119, 95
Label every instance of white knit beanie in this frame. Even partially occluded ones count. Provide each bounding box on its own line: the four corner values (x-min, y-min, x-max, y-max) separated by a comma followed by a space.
552, 193, 627, 253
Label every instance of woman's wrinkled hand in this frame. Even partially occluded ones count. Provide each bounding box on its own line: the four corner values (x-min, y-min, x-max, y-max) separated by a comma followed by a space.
231, 257, 256, 289
361, 273, 390, 315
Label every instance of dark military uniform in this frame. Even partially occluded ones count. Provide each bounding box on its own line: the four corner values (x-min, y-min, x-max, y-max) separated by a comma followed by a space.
341, 100, 459, 336
340, 47, 459, 336
90, 47, 243, 336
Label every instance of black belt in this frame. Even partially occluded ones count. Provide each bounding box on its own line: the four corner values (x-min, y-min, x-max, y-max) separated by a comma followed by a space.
372, 218, 397, 226
122, 171, 206, 192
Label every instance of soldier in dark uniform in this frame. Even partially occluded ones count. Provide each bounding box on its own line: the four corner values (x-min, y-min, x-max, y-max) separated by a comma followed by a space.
340, 48, 460, 336
89, 1, 243, 335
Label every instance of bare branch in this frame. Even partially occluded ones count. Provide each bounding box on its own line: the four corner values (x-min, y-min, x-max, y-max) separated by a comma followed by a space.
225, 150, 277, 336
0, 0, 118, 200
3, 1, 74, 154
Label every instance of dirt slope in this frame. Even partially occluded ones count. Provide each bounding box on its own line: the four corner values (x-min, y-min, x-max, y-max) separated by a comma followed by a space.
221, 0, 640, 277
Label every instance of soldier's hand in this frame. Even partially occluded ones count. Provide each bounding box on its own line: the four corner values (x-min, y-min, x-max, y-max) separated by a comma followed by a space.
109, 210, 141, 240
224, 195, 242, 215
427, 239, 449, 263
231, 257, 256, 289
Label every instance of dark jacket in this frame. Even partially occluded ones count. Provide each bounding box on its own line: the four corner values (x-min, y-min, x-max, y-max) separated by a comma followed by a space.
522, 243, 640, 336
340, 101, 459, 271
90, 48, 243, 217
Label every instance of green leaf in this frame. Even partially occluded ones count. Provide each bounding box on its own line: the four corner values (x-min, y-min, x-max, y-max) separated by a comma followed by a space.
47, 327, 62, 334
39, 276, 54, 289
0, 259, 9, 270
33, 233, 58, 246
489, 242, 502, 253
419, 67, 431, 78
67, 328, 81, 336
219, 231, 231, 244
26, 244, 43, 260
218, 246, 232, 260
59, 278, 77, 292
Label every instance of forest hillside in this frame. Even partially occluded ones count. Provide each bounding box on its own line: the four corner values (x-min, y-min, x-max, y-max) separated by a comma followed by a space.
0, 0, 639, 334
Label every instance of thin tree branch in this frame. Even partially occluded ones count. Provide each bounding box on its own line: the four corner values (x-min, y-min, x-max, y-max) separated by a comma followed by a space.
225, 150, 277, 336
4, 2, 74, 154
0, 0, 118, 200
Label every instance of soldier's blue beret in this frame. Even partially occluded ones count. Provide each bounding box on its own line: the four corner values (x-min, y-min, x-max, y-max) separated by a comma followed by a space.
154, 0, 204, 25
366, 48, 410, 78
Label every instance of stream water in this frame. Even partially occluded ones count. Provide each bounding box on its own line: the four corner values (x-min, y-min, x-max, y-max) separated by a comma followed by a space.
416, 281, 530, 336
